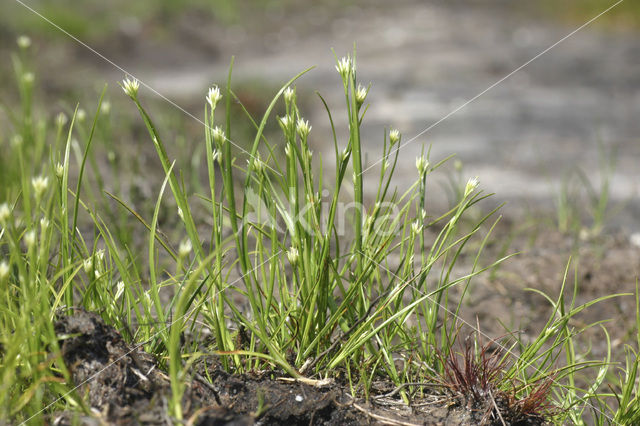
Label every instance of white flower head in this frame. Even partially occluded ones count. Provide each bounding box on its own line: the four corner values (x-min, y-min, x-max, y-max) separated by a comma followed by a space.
31, 176, 49, 199
100, 101, 111, 115
279, 115, 291, 131
24, 230, 36, 249
76, 109, 86, 122
122, 77, 140, 98
179, 239, 192, 258
355, 84, 367, 105
114, 281, 125, 300
11, 135, 23, 148
55, 163, 65, 179
0, 261, 9, 281
40, 217, 50, 232
22, 73, 34, 85
212, 126, 226, 146
206, 85, 222, 109
248, 153, 265, 173
335, 56, 352, 78
296, 118, 311, 139
56, 112, 68, 128
284, 143, 292, 159
283, 87, 295, 104
411, 220, 423, 235
83, 258, 93, 273
212, 149, 222, 164
0, 203, 10, 225
464, 176, 479, 197
340, 148, 349, 163
17, 35, 31, 49
389, 129, 400, 146
287, 247, 299, 265
415, 156, 428, 176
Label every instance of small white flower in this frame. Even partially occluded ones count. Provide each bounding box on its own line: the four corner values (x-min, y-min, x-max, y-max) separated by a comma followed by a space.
122, 77, 140, 98
389, 129, 400, 146
0, 261, 9, 281
355, 84, 367, 105
179, 239, 192, 258
212, 149, 221, 164
56, 112, 68, 128
212, 126, 226, 146
17, 35, 31, 49
340, 148, 349, 163
95, 249, 105, 262
415, 156, 428, 176
296, 118, 311, 139
335, 56, 352, 78
114, 281, 125, 300
24, 230, 36, 249
40, 217, 49, 231
284, 144, 292, 159
287, 247, 299, 265
279, 115, 291, 131
0, 203, 10, 225
83, 258, 93, 273
420, 209, 427, 220
464, 176, 479, 197
55, 163, 65, 178
248, 154, 265, 173
411, 220, 423, 235
31, 176, 49, 198
206, 85, 222, 109
11, 135, 23, 148
22, 73, 34, 84
283, 87, 295, 104
100, 101, 111, 115
76, 109, 86, 122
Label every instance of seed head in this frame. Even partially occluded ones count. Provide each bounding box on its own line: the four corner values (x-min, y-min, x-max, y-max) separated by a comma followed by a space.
206, 85, 222, 109
122, 77, 140, 99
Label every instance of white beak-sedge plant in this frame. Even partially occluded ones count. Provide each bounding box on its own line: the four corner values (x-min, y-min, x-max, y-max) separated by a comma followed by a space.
3, 43, 637, 424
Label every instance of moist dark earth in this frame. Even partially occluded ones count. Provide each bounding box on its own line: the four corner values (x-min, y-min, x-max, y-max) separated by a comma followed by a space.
52, 310, 556, 425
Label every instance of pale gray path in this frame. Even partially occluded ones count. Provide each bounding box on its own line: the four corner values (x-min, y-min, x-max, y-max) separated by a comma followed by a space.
112, 1, 640, 229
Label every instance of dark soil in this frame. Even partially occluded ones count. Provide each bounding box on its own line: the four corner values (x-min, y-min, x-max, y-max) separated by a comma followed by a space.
51, 310, 552, 425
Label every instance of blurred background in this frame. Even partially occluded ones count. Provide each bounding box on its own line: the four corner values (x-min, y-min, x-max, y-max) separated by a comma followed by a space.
1, 0, 639, 231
